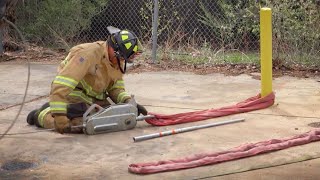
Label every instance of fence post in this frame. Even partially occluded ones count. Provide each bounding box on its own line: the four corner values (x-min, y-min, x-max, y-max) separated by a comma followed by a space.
0, 26, 3, 54
151, 0, 159, 63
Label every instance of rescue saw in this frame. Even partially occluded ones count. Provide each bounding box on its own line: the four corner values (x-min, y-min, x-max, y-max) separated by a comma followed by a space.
75, 97, 154, 135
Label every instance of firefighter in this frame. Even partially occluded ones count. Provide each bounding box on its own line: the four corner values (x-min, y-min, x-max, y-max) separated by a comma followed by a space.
26, 26, 147, 134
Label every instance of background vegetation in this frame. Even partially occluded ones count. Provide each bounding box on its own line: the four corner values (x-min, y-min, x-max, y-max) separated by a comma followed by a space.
6, 0, 320, 66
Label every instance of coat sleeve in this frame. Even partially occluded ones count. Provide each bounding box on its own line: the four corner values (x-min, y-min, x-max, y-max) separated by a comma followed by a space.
49, 51, 95, 115
107, 78, 132, 104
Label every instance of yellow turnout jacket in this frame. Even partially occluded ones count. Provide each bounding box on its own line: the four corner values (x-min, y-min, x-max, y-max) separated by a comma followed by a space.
49, 41, 131, 115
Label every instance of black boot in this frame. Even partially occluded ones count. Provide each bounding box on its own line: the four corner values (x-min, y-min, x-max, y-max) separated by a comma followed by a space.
26, 109, 38, 125
27, 102, 50, 127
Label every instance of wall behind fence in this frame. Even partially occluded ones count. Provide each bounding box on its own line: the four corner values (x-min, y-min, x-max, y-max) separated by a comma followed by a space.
5, 0, 320, 65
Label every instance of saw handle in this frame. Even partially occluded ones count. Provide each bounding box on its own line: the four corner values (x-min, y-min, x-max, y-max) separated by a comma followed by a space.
83, 104, 105, 120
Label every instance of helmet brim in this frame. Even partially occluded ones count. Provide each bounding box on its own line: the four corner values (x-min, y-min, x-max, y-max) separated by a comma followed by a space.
107, 26, 121, 35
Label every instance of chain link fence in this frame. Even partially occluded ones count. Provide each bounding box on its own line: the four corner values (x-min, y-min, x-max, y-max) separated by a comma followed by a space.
2, 0, 320, 66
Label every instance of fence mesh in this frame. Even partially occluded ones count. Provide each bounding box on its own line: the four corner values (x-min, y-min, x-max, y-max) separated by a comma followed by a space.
2, 0, 320, 66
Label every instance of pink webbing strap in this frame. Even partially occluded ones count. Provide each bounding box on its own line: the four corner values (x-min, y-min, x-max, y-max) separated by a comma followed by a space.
146, 92, 275, 126
129, 128, 320, 174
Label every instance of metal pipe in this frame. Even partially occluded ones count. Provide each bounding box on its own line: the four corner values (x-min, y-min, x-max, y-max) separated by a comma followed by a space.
151, 0, 159, 63
133, 118, 245, 142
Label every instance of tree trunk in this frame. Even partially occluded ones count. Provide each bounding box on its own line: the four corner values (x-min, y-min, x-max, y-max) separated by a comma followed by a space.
0, 0, 20, 54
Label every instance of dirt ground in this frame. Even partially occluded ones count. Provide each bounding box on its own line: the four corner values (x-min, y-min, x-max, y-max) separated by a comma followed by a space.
0, 50, 320, 180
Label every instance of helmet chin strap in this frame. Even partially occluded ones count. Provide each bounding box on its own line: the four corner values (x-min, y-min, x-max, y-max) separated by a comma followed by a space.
115, 52, 127, 74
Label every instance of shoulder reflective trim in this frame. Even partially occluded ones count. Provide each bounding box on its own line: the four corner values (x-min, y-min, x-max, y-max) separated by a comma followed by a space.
50, 101, 67, 112
125, 42, 132, 50
122, 35, 129, 41
53, 76, 78, 89
109, 80, 125, 91
69, 91, 93, 104
117, 92, 131, 103
62, 60, 67, 66
38, 107, 51, 128
62, 54, 71, 66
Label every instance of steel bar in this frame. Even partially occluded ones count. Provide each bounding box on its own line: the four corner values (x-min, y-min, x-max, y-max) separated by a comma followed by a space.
133, 118, 245, 142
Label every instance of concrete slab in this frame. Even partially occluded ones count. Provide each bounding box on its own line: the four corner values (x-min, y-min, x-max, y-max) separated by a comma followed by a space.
0, 64, 320, 179
0, 64, 54, 109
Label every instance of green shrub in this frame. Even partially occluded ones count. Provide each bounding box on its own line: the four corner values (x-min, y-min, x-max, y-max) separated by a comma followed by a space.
16, 0, 106, 49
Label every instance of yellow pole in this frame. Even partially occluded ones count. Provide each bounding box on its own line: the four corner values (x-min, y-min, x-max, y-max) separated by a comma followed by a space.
260, 8, 273, 97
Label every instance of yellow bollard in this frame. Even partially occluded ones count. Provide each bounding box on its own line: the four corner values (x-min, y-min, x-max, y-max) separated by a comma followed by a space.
260, 8, 273, 97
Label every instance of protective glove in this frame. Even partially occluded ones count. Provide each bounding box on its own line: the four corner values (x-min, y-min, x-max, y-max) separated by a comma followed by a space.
124, 98, 148, 115
54, 115, 71, 134
137, 103, 148, 115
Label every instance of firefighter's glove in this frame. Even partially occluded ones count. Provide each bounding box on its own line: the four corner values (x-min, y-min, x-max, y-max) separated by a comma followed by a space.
54, 115, 71, 134
137, 103, 148, 115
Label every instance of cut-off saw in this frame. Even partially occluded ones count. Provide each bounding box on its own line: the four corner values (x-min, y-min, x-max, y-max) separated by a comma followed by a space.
74, 97, 154, 135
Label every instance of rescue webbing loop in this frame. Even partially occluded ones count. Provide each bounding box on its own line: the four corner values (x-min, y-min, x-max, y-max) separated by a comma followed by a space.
129, 128, 320, 174
146, 92, 275, 126
129, 92, 282, 174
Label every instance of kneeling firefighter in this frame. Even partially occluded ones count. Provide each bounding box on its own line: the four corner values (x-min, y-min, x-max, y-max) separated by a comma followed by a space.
26, 26, 148, 134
